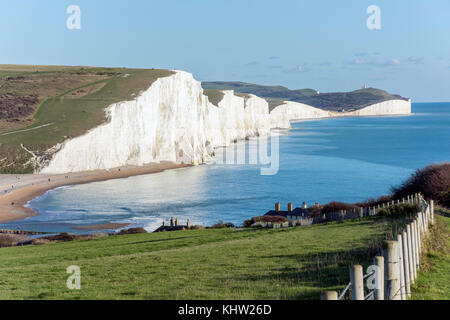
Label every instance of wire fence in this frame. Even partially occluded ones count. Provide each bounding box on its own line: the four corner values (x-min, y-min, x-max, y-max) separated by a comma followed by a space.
322, 193, 434, 300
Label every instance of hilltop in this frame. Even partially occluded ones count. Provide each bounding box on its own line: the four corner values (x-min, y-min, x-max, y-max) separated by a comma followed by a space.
202, 81, 409, 111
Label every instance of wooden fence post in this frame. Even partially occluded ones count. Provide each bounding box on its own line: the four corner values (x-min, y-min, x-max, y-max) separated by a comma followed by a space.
397, 234, 406, 300
374, 256, 384, 300
423, 210, 427, 233
423, 210, 428, 233
414, 220, 420, 271
382, 240, 400, 300
430, 200, 435, 225
419, 212, 423, 235
402, 230, 411, 298
350, 265, 364, 300
407, 223, 416, 282
412, 221, 419, 277
321, 291, 338, 300
421, 208, 428, 234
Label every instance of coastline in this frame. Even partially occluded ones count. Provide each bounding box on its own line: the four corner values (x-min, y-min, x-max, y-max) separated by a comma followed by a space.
0, 162, 190, 224
0, 110, 413, 228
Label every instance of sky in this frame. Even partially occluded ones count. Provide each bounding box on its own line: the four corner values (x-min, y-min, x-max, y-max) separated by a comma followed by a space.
1, 0, 449, 102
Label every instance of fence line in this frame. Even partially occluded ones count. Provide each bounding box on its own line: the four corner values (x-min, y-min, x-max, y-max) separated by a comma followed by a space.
321, 194, 434, 300
285, 193, 424, 227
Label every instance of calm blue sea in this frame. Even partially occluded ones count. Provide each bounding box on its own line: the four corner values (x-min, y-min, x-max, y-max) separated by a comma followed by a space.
2, 103, 450, 233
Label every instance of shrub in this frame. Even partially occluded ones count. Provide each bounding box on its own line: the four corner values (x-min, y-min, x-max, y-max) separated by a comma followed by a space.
31, 238, 52, 246
118, 227, 147, 235
321, 202, 361, 214
0, 234, 26, 247
41, 232, 77, 242
355, 195, 393, 207
210, 221, 235, 229
392, 162, 450, 208
37, 232, 106, 244
378, 203, 419, 217
243, 215, 288, 227
307, 205, 322, 217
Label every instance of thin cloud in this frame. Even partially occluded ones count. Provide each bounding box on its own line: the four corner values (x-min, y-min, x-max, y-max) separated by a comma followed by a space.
355, 52, 381, 57
407, 57, 425, 65
345, 58, 400, 68
268, 56, 281, 60
312, 61, 333, 67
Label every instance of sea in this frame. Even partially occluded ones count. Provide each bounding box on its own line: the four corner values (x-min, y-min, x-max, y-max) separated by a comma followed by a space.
2, 103, 449, 233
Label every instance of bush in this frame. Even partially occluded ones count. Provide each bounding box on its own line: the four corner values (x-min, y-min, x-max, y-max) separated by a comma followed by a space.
118, 227, 147, 235
243, 215, 288, 227
37, 232, 106, 244
355, 195, 393, 207
41, 232, 77, 242
31, 238, 52, 246
378, 204, 419, 217
321, 202, 361, 214
210, 221, 235, 229
392, 162, 450, 208
0, 234, 26, 247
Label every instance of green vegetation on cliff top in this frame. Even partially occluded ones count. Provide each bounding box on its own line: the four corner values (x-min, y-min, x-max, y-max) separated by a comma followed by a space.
202, 81, 408, 111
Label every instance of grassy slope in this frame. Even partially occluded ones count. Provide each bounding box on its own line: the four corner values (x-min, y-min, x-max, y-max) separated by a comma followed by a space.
0, 65, 174, 173
0, 218, 397, 300
203, 89, 284, 110
203, 89, 224, 106
0, 67, 174, 145
411, 213, 450, 300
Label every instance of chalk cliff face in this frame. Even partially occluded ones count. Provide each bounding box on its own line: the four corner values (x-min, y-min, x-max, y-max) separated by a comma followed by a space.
340, 99, 411, 117
269, 101, 333, 127
40, 72, 276, 173
269, 98, 411, 125
39, 71, 411, 173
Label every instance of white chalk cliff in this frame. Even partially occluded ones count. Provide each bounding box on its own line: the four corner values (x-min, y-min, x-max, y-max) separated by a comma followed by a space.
39, 71, 411, 173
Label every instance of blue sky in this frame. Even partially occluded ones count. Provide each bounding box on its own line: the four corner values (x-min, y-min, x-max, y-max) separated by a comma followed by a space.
1, 0, 449, 101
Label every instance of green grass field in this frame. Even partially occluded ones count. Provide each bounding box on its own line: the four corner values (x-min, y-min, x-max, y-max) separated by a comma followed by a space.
0, 217, 407, 300
0, 214, 448, 300
410, 213, 450, 300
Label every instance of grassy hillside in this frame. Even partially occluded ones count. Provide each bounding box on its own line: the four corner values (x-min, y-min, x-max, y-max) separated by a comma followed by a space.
202, 81, 408, 112
203, 89, 224, 106
0, 217, 403, 300
0, 65, 174, 173
411, 212, 450, 299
